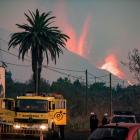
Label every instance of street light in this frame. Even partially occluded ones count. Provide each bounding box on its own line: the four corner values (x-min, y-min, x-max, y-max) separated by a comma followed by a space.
36, 63, 48, 96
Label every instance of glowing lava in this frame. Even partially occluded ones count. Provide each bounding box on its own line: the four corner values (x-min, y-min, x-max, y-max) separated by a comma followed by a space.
78, 17, 90, 56
127, 81, 133, 86
100, 55, 133, 86
100, 55, 124, 79
54, 1, 90, 58
54, 1, 132, 86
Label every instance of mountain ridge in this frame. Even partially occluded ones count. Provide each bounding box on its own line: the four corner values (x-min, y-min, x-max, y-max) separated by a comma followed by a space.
0, 27, 130, 87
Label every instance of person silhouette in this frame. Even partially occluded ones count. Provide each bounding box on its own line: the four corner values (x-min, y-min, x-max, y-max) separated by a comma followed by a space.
102, 113, 108, 125
90, 112, 95, 133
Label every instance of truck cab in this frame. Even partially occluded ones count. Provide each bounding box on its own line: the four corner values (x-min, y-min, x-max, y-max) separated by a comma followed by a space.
0, 92, 67, 138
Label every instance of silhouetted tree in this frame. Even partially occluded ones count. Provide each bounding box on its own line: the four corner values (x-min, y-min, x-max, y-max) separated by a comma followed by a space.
8, 9, 70, 94
122, 49, 140, 82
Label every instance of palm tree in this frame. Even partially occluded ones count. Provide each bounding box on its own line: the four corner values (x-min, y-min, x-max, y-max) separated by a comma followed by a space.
8, 9, 70, 94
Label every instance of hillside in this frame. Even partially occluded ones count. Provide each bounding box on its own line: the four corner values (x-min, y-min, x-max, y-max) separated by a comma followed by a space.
0, 27, 129, 86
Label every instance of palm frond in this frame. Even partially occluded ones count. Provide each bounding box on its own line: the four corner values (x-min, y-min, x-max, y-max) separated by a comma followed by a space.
45, 21, 55, 27
43, 16, 56, 27
24, 13, 35, 27
35, 9, 40, 26
28, 10, 35, 24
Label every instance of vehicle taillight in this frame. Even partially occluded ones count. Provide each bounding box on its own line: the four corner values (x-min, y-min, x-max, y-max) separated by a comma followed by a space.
14, 119, 19, 122
43, 120, 48, 123
125, 137, 128, 140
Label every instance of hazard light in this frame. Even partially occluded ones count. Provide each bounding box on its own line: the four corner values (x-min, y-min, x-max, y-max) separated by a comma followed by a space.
25, 93, 36, 96
40, 92, 63, 99
114, 111, 134, 115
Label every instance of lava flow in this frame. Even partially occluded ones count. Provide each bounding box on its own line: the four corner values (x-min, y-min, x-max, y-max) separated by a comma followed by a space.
99, 55, 133, 86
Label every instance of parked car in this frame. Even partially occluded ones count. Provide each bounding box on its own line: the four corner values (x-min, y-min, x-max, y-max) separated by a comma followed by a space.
110, 111, 137, 124
111, 115, 137, 123
88, 123, 140, 140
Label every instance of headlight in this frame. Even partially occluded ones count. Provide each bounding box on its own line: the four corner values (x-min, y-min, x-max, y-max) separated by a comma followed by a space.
14, 125, 20, 129
40, 125, 46, 129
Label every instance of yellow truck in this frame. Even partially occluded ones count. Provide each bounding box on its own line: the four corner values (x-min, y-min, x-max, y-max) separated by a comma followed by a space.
0, 92, 67, 139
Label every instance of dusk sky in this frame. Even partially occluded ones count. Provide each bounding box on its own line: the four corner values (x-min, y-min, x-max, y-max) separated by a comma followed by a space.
0, 0, 140, 86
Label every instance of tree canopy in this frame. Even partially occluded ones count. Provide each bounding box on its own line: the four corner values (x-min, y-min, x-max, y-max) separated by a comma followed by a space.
122, 49, 140, 82
8, 9, 70, 94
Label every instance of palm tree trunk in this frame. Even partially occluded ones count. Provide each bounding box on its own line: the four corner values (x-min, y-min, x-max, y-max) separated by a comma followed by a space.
32, 46, 43, 95
36, 61, 38, 95
38, 47, 43, 94
32, 48, 38, 93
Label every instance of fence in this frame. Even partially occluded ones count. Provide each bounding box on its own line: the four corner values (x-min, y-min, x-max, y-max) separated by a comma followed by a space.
0, 122, 43, 140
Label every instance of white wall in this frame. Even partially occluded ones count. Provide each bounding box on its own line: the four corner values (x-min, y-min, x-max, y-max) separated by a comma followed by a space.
0, 66, 5, 98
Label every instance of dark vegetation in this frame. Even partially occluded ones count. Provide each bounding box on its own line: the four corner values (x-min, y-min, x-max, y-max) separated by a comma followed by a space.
5, 70, 140, 129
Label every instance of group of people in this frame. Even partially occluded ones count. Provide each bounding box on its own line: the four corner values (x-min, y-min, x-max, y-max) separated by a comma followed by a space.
90, 112, 108, 133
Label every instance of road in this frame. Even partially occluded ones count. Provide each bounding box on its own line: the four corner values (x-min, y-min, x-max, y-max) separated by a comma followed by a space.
1, 130, 91, 140
65, 130, 91, 140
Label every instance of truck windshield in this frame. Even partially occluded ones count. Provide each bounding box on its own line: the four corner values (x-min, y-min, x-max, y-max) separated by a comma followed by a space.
16, 99, 48, 113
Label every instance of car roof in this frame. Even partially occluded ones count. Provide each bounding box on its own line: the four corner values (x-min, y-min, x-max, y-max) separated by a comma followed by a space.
112, 115, 135, 117
101, 123, 140, 129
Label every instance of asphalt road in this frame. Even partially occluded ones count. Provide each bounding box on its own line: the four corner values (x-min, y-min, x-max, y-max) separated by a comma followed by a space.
1, 130, 91, 140
65, 130, 91, 140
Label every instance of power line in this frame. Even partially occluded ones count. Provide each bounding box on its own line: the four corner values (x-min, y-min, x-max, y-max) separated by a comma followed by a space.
98, 75, 109, 78
1, 59, 132, 87
0, 38, 135, 86
0, 38, 31, 59
0, 48, 31, 62
1, 47, 85, 73
0, 38, 8, 44
0, 38, 85, 73
88, 72, 109, 83
0, 45, 86, 80
88, 74, 109, 79
0, 60, 31, 67
48, 66, 85, 72
46, 67, 86, 80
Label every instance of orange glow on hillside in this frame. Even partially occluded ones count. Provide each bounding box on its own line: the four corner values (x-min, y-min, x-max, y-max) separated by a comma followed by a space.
100, 55, 132, 86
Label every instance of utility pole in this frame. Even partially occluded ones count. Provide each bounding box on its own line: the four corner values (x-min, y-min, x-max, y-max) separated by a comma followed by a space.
110, 73, 112, 117
36, 61, 38, 96
86, 69, 88, 116
95, 77, 96, 83
122, 81, 124, 88
36, 64, 48, 96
